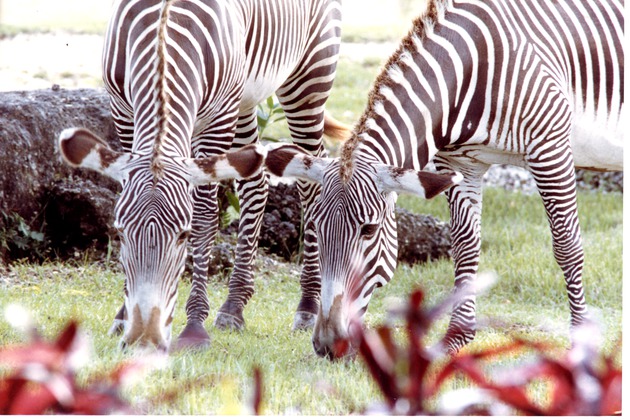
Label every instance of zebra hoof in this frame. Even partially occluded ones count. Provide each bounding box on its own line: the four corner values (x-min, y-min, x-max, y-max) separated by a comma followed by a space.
108, 319, 125, 337
292, 311, 316, 331
173, 322, 211, 351
214, 312, 245, 331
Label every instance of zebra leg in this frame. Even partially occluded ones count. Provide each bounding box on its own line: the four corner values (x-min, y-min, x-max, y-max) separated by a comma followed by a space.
292, 179, 323, 330
175, 183, 220, 349
528, 143, 588, 333
214, 110, 268, 330
274, 2, 341, 330
434, 156, 489, 355
214, 171, 269, 330
276, 99, 328, 330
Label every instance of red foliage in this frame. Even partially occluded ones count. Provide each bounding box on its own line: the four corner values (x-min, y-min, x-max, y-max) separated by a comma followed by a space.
0, 321, 134, 414
350, 289, 622, 416
0, 319, 266, 415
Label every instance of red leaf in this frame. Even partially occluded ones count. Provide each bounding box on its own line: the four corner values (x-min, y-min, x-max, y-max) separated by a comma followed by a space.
598, 370, 622, 415
70, 390, 131, 415
54, 321, 79, 352
357, 331, 400, 408
7, 380, 60, 415
0, 343, 64, 370
252, 367, 263, 415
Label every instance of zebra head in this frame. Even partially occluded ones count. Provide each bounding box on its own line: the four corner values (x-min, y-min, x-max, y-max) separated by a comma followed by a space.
266, 144, 460, 359
58, 128, 264, 351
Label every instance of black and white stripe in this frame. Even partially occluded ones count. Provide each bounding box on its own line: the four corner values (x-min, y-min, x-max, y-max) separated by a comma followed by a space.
100, 0, 342, 349
268, 0, 623, 357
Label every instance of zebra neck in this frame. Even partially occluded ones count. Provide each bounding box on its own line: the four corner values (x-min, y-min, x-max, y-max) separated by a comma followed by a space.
346, 2, 463, 172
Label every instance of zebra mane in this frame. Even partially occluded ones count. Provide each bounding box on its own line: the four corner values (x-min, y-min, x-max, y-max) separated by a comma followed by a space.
151, 0, 174, 181
339, 0, 450, 183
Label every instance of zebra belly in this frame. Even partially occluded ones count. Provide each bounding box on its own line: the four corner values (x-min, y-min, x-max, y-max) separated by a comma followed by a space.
437, 146, 528, 168
240, 69, 294, 111
570, 109, 624, 172
439, 108, 625, 173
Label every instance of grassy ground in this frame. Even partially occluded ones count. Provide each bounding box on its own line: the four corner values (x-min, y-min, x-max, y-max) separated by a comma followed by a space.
0, 187, 622, 414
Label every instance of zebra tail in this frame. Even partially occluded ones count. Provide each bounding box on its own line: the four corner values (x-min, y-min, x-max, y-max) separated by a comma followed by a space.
323, 111, 353, 143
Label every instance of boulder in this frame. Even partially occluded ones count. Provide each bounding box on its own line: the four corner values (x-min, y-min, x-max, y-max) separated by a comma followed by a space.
0, 87, 119, 263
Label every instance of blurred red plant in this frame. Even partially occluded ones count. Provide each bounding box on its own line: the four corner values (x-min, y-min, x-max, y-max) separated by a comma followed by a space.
0, 321, 138, 414
0, 318, 265, 415
349, 289, 622, 416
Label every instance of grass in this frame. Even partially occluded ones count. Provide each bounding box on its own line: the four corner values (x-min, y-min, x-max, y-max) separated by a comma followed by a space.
0, 0, 423, 40
0, 188, 622, 414
0, 0, 111, 37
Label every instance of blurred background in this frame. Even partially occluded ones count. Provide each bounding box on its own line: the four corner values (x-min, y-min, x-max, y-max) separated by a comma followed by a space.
0, 0, 427, 92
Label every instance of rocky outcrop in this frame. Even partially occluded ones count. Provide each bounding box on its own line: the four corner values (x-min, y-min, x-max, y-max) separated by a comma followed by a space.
0, 88, 119, 262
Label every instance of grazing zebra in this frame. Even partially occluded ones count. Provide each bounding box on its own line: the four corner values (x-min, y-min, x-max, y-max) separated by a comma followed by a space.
266, 0, 624, 358
58, 0, 343, 351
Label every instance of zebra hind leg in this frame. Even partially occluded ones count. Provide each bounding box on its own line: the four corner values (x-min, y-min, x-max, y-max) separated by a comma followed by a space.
528, 144, 588, 336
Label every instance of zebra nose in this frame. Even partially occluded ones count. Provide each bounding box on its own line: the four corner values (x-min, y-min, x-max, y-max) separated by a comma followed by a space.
313, 337, 336, 360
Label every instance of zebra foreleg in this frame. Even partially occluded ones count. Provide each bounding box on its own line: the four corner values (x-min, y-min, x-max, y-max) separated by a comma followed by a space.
528, 144, 588, 334
214, 170, 269, 330
175, 183, 220, 350
434, 157, 488, 355
292, 179, 323, 330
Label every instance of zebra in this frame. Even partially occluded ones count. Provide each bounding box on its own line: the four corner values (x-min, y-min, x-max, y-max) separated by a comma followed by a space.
266, 0, 624, 358
58, 0, 344, 351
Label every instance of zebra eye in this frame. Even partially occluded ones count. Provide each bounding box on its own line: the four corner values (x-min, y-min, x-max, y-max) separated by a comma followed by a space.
360, 223, 379, 237
177, 230, 191, 245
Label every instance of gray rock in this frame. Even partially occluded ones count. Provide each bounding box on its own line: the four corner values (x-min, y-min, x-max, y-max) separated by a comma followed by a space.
0, 87, 118, 263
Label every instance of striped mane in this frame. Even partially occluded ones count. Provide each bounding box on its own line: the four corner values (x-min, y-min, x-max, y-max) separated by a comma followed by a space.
338, 0, 451, 183
150, 0, 175, 181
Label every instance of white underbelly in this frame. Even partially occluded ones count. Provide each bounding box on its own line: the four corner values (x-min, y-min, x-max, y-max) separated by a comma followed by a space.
438, 104, 625, 174
239, 64, 296, 111
570, 104, 624, 171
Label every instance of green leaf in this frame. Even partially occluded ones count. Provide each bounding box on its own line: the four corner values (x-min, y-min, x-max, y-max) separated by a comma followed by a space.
225, 190, 240, 213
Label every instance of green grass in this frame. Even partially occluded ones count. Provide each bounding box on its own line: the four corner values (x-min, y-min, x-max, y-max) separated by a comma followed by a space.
0, 0, 111, 36
0, 188, 622, 414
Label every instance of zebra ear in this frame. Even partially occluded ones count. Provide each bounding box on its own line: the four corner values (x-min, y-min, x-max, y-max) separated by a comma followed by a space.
186, 144, 266, 185
59, 128, 132, 184
265, 143, 332, 184
375, 164, 462, 199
